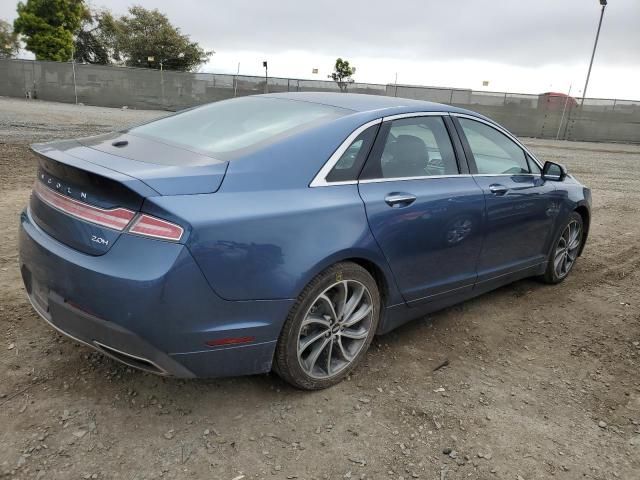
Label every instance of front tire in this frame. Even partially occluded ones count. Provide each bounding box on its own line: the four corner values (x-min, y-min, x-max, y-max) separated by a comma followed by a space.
274, 262, 380, 390
541, 212, 583, 284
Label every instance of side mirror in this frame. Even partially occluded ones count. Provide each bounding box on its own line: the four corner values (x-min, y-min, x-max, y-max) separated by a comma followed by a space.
542, 161, 567, 181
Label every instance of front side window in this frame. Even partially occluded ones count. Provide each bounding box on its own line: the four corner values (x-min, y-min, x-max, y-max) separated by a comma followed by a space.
361, 116, 459, 179
459, 118, 530, 175
527, 154, 542, 174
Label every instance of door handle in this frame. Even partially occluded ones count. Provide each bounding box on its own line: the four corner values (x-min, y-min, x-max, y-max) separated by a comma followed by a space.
489, 184, 509, 196
384, 193, 417, 208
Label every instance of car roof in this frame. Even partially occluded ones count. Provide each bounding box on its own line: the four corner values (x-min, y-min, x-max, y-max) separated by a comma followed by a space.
262, 91, 477, 117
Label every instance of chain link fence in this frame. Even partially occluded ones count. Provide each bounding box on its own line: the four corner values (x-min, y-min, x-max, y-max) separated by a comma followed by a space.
1, 58, 639, 143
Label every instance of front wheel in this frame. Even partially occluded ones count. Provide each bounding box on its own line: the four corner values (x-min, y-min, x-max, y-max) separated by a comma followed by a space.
541, 212, 583, 284
273, 262, 380, 390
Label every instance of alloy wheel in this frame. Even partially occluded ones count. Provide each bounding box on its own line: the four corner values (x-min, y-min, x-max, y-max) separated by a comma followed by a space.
554, 220, 582, 279
297, 280, 374, 379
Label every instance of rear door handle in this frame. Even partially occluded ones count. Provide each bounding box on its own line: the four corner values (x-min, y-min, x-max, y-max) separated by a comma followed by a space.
489, 184, 509, 196
384, 193, 417, 208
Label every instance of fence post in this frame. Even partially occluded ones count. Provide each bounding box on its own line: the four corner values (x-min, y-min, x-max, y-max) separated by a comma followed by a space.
22, 61, 28, 99
31, 60, 36, 98
160, 68, 165, 108
563, 103, 574, 141
71, 60, 78, 104
556, 87, 573, 141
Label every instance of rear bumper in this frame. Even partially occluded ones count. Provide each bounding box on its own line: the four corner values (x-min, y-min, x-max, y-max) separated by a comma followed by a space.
24, 285, 193, 376
19, 208, 293, 378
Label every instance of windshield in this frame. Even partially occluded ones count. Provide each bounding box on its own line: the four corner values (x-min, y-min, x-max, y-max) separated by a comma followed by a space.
129, 96, 349, 160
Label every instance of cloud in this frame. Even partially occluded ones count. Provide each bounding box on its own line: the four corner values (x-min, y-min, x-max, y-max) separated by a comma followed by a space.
1, 0, 638, 97
155, 0, 640, 66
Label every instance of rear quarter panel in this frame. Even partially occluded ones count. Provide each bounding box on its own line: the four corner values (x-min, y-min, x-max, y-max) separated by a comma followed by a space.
145, 111, 405, 303
148, 186, 402, 304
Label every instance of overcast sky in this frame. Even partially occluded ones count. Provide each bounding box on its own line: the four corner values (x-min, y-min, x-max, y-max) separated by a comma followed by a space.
3, 0, 639, 99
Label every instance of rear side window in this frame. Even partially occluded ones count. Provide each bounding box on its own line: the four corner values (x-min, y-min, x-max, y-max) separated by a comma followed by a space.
130, 97, 349, 161
326, 124, 379, 182
459, 118, 530, 175
361, 116, 459, 180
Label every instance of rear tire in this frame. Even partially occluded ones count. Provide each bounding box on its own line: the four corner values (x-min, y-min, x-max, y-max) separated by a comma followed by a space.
274, 262, 380, 390
540, 211, 583, 284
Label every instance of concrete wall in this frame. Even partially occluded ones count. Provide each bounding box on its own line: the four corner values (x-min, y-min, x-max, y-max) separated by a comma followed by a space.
1, 59, 639, 143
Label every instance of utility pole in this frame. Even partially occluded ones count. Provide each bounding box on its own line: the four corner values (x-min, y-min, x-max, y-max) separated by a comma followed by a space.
581, 0, 608, 107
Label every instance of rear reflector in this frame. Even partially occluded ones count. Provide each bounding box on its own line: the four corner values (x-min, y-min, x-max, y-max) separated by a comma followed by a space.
128, 214, 184, 241
34, 181, 135, 231
206, 336, 256, 347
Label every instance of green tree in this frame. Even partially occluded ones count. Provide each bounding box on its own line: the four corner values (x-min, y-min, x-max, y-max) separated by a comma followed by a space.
13, 0, 88, 61
108, 6, 212, 71
73, 11, 112, 64
0, 19, 20, 58
329, 58, 355, 92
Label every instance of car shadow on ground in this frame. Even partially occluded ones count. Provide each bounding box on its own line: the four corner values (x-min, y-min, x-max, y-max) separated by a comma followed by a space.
36, 275, 552, 405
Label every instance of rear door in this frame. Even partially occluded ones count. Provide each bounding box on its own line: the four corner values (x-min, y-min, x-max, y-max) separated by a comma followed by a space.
452, 115, 558, 282
357, 114, 485, 304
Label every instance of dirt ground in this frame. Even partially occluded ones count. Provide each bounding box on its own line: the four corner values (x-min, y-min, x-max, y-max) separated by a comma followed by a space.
0, 98, 638, 480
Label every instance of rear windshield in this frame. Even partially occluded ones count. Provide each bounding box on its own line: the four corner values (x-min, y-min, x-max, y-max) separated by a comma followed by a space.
129, 96, 349, 160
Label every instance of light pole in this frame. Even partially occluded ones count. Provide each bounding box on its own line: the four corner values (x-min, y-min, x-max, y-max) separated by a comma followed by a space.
159, 52, 185, 73
580, 0, 608, 107
263, 61, 268, 94
158, 53, 184, 107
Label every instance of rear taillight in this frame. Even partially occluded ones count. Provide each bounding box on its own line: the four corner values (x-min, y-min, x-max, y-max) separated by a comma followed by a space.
34, 181, 135, 231
35, 181, 184, 241
128, 214, 184, 241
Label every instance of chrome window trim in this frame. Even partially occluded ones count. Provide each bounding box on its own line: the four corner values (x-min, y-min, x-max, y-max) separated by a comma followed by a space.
382, 111, 448, 121
358, 173, 542, 184
473, 173, 541, 177
309, 118, 382, 188
359, 174, 473, 184
309, 111, 544, 187
450, 112, 544, 170
309, 112, 450, 188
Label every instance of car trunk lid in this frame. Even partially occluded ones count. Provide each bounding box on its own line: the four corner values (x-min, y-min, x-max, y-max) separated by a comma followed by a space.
29, 136, 227, 256
77, 132, 228, 195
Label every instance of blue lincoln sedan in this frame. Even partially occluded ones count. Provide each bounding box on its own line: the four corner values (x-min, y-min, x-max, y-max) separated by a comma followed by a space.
19, 93, 590, 389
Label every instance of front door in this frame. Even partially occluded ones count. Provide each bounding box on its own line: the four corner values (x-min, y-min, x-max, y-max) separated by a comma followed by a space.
454, 116, 559, 282
358, 115, 485, 304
